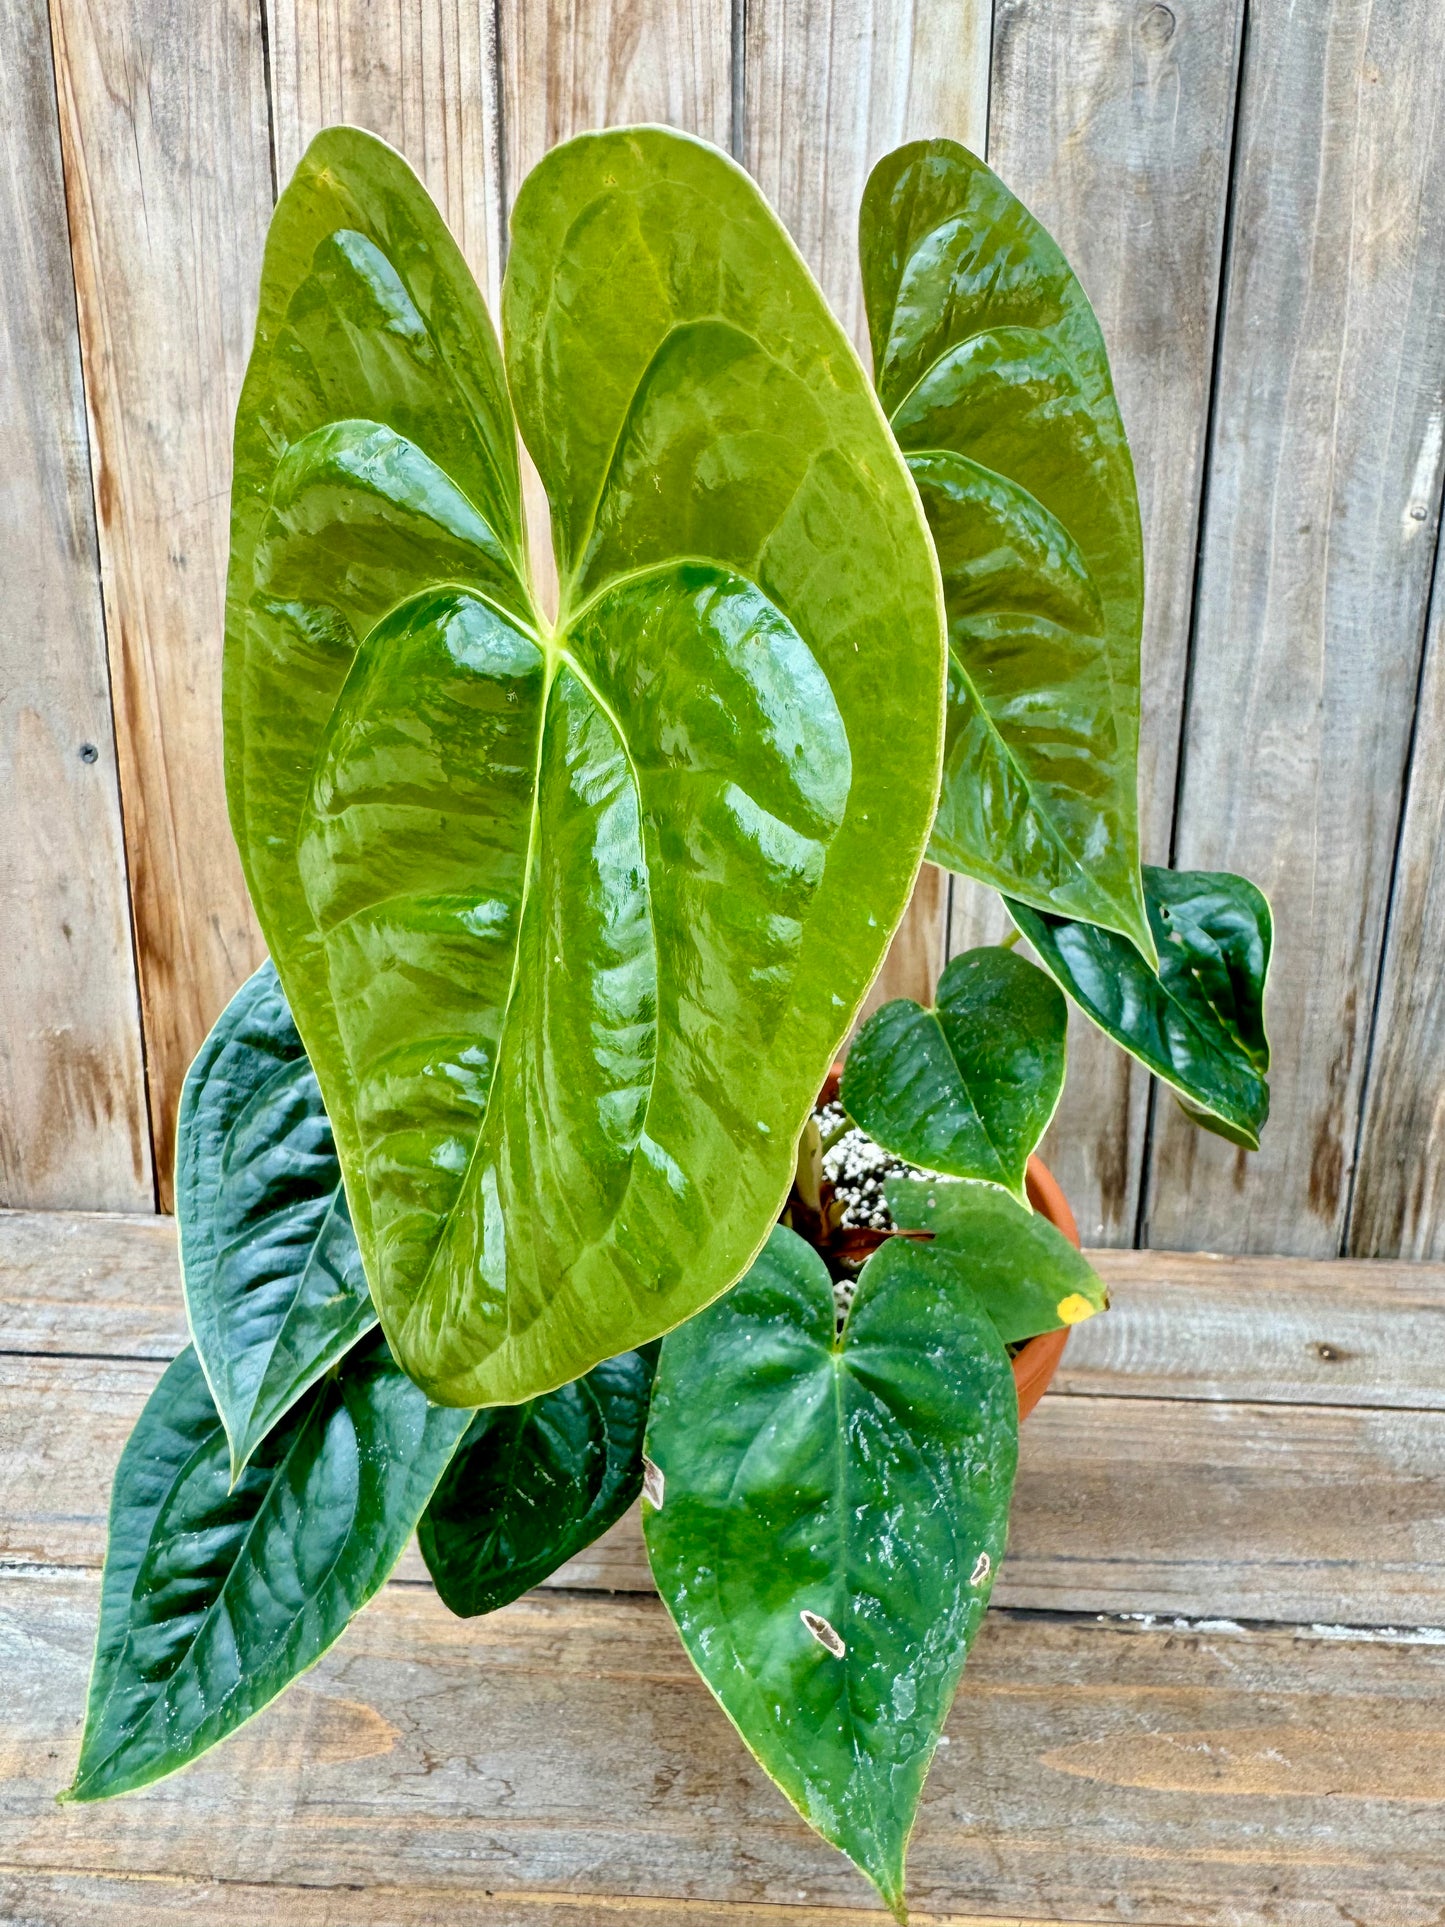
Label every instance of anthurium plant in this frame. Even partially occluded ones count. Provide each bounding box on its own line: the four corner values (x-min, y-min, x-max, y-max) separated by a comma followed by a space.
68, 127, 1272, 1920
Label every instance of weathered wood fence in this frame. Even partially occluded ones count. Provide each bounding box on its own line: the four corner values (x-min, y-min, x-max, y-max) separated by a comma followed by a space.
3, 0, 1444, 1257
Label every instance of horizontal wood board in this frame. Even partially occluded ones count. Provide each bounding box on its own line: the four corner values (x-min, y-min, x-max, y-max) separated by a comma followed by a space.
4, 1578, 1444, 1925
6, 1211, 1445, 1626
4, 1209, 1445, 1916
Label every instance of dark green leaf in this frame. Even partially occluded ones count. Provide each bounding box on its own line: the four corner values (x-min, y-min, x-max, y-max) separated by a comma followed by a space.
419, 1343, 658, 1617
644, 1227, 1016, 1919
841, 945, 1066, 1202
860, 139, 1153, 963
1007, 866, 1272, 1149
176, 959, 375, 1478
225, 126, 945, 1407
886, 1177, 1106, 1343
66, 1337, 469, 1803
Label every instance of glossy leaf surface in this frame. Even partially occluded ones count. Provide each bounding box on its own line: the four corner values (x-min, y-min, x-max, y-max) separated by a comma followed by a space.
419, 1343, 657, 1617
861, 139, 1152, 963
1007, 866, 1272, 1149
177, 958, 375, 1477
841, 945, 1066, 1202
886, 1177, 1106, 1342
225, 125, 945, 1406
67, 1338, 469, 1802
645, 1227, 1016, 1918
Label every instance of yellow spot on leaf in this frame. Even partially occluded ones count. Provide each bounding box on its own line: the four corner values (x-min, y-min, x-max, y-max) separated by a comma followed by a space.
1056, 1292, 1097, 1326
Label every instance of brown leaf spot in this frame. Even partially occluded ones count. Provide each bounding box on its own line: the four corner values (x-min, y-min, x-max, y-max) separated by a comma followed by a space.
641, 1456, 664, 1510
801, 1610, 846, 1658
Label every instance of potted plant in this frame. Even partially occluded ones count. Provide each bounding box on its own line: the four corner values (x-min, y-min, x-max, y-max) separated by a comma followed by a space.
64, 126, 1271, 1921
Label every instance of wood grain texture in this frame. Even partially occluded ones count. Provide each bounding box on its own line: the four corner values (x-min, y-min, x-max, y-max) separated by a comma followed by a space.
499, 0, 732, 190
5, 1576, 1444, 1925
495, 0, 733, 650
48, 0, 273, 1208
11, 1336, 1445, 1626
745, 0, 991, 1015
9, 1204, 1443, 1402
0, 1873, 1110, 1927
1349, 527, 1445, 1259
266, 0, 501, 306
1061, 1246, 1445, 1407
1145, 0, 1445, 1256
0, 1210, 187, 1357
0, 0, 151, 1212
971, 0, 1246, 1245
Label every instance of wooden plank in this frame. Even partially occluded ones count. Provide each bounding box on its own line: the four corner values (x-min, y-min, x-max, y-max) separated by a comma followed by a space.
3, 1575, 1443, 1924
0, 0, 152, 1212
9, 1206, 1445, 1407
266, 0, 501, 306
961, 0, 1246, 1245
1145, 0, 1445, 1255
497, 0, 733, 624
499, 0, 732, 190
745, 0, 991, 1013
0, 1211, 186, 1358
0, 1873, 1112, 1927
1348, 527, 1445, 1259
743, 0, 989, 354
10, 1342, 1445, 1626
1060, 1247, 1445, 1408
49, 0, 273, 1208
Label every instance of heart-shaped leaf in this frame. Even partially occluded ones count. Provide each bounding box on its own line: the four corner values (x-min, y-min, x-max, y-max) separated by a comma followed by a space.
860, 139, 1152, 965
177, 958, 375, 1478
644, 1226, 1016, 1919
1007, 866, 1272, 1148
886, 1176, 1106, 1343
419, 1343, 658, 1617
841, 945, 1066, 1202
225, 126, 945, 1407
65, 1336, 469, 1803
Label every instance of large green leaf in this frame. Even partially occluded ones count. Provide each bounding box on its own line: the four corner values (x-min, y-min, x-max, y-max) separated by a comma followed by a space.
886, 1177, 1106, 1343
644, 1226, 1016, 1919
177, 958, 375, 1478
1007, 866, 1272, 1149
225, 126, 945, 1407
419, 1343, 657, 1617
840, 945, 1066, 1203
65, 1337, 469, 1802
860, 139, 1152, 964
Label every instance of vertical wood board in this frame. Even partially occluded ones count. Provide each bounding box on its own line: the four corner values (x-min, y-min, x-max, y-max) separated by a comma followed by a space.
499, 0, 732, 186
497, 0, 733, 621
1349, 527, 1445, 1257
0, 0, 152, 1210
746, 0, 991, 1011
980, 0, 1245, 1243
266, 0, 501, 308
1147, 0, 1445, 1254
48, 0, 275, 1206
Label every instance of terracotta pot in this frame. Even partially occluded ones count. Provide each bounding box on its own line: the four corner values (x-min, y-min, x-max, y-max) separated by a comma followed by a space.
818, 1063, 1078, 1421
1014, 1154, 1080, 1421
